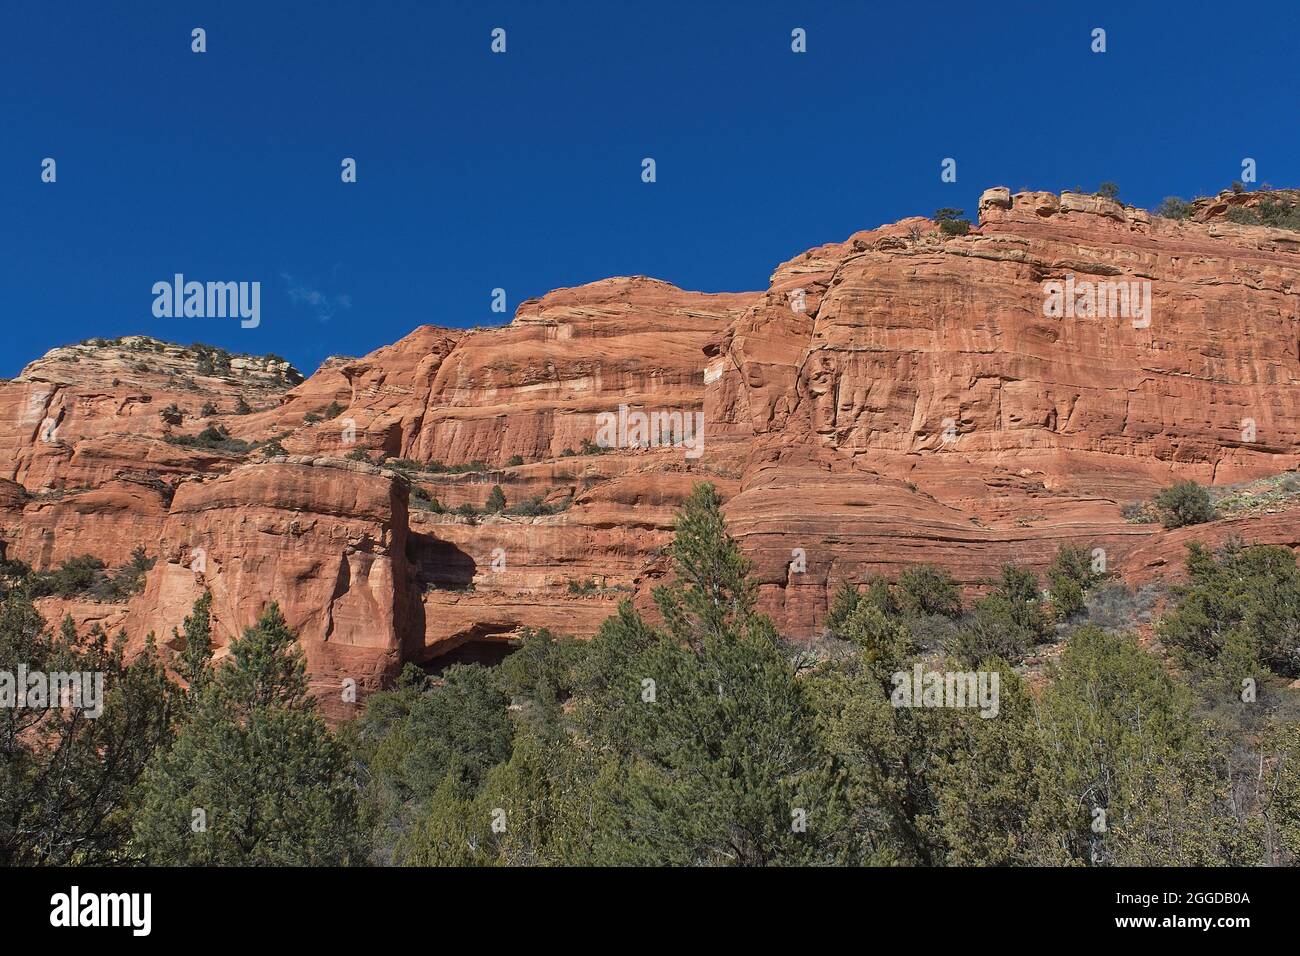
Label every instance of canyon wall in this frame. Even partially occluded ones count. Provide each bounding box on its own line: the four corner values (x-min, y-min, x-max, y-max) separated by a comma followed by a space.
3, 187, 1298, 707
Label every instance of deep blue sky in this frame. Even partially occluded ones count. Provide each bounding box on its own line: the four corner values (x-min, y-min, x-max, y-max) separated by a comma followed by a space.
3, 0, 1297, 377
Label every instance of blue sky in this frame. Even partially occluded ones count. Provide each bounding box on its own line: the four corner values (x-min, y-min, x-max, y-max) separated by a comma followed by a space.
2, 0, 1297, 376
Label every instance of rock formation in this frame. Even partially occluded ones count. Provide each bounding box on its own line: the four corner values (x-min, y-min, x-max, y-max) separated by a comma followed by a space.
3, 189, 1298, 710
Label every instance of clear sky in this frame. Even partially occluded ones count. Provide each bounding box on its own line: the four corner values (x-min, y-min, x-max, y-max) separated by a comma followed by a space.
3, 0, 1297, 377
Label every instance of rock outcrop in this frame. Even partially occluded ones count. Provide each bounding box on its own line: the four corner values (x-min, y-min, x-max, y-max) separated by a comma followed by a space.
712, 187, 1300, 634
3, 189, 1298, 708
122, 457, 416, 721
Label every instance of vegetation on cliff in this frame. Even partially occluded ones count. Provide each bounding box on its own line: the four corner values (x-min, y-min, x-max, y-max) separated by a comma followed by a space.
352, 485, 1300, 866
1, 484, 1299, 866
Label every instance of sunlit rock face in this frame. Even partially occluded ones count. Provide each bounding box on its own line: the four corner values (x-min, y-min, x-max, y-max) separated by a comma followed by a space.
4, 189, 1298, 708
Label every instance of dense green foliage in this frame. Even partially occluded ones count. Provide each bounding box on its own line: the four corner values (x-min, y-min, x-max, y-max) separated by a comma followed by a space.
350, 485, 1300, 866
27, 548, 155, 602
131, 604, 362, 864
1, 485, 1299, 866
0, 595, 177, 864
895, 564, 962, 619
1045, 545, 1109, 619
1159, 541, 1300, 681
346, 662, 514, 863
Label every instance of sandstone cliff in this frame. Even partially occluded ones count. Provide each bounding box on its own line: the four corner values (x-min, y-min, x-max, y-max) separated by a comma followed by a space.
3, 189, 1297, 708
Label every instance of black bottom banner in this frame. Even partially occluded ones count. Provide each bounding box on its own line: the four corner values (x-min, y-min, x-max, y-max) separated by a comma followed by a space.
0, 866, 1279, 942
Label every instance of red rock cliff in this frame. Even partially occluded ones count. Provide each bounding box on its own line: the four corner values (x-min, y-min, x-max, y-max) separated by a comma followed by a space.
3, 189, 1298, 706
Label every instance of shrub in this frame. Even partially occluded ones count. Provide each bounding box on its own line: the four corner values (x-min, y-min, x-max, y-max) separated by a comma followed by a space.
345, 449, 370, 462
824, 583, 863, 637
1121, 501, 1158, 523
322, 401, 345, 419
234, 397, 252, 415
166, 424, 255, 454
905, 612, 963, 653
25, 550, 153, 603
410, 487, 445, 513
934, 208, 971, 236
29, 556, 106, 598
895, 564, 962, 618
947, 600, 1032, 663
200, 401, 218, 417
1256, 197, 1300, 230
423, 460, 488, 475
1083, 582, 1155, 632
506, 455, 525, 467
948, 565, 1052, 665
1226, 206, 1261, 225
1097, 181, 1120, 201
1159, 542, 1300, 678
485, 485, 507, 513
1046, 545, 1109, 620
159, 403, 183, 425
385, 458, 423, 473
99, 547, 155, 600
1154, 196, 1194, 220
1154, 480, 1215, 528
502, 495, 570, 517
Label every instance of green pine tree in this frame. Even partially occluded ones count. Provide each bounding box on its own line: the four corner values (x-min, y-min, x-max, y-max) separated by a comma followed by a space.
653, 482, 757, 646
175, 590, 213, 700
580, 483, 851, 865
132, 603, 361, 864
349, 662, 514, 864
0, 592, 177, 865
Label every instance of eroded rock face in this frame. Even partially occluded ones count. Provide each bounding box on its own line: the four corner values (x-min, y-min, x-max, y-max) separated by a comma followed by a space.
711, 189, 1300, 635
3, 191, 1298, 707
122, 457, 416, 721
407, 468, 728, 661
0, 337, 300, 492
408, 277, 753, 466
263, 330, 465, 459
3, 478, 172, 569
